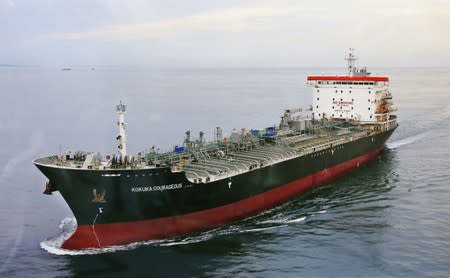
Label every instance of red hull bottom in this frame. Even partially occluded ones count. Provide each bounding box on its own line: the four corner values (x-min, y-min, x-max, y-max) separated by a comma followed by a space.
62, 147, 383, 250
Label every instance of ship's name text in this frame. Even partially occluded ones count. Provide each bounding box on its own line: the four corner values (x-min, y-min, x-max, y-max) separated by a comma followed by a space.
131, 183, 183, 193
332, 100, 353, 106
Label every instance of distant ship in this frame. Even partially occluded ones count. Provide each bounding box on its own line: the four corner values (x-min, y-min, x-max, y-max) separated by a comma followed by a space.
34, 49, 397, 250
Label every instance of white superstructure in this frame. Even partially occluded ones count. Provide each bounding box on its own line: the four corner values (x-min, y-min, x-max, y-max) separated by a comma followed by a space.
308, 49, 396, 125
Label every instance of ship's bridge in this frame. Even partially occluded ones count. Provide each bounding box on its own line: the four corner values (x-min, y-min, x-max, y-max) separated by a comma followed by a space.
307, 75, 395, 124
307, 49, 396, 125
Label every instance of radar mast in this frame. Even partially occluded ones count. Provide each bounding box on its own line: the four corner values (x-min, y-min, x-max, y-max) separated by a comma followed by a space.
116, 101, 127, 157
345, 48, 358, 76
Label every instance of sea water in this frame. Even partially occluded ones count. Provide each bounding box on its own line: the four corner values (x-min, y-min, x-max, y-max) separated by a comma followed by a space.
0, 67, 449, 277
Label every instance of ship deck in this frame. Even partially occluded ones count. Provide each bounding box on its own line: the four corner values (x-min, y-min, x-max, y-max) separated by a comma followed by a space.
33, 119, 394, 184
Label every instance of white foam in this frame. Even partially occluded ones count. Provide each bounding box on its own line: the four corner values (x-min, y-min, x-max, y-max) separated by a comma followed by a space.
40, 238, 160, 256
387, 131, 430, 149
40, 214, 291, 255
285, 216, 307, 223
259, 216, 306, 224
239, 225, 287, 233
40, 233, 168, 256
158, 236, 210, 246
40, 217, 160, 255
41, 217, 230, 254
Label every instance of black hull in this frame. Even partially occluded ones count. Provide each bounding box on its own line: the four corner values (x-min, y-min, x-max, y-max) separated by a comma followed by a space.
35, 128, 395, 249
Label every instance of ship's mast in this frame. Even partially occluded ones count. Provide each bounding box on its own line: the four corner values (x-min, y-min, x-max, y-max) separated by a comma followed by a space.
345, 48, 358, 76
116, 101, 127, 157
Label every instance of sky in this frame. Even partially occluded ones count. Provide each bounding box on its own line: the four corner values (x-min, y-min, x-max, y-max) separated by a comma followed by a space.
1, 0, 449, 67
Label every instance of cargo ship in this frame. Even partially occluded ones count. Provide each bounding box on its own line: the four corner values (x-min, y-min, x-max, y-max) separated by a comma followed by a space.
34, 49, 397, 250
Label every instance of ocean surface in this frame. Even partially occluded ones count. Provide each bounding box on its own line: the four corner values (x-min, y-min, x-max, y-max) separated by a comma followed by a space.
0, 67, 449, 277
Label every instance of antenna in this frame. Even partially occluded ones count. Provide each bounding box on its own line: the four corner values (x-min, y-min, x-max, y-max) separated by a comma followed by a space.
116, 101, 127, 157
345, 48, 358, 76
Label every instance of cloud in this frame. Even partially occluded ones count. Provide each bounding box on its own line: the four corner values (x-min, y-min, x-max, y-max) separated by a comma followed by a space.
46, 0, 450, 47
46, 3, 306, 41
14, 0, 450, 66
0, 0, 15, 10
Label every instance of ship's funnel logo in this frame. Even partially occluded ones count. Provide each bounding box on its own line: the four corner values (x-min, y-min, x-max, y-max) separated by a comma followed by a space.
92, 188, 107, 203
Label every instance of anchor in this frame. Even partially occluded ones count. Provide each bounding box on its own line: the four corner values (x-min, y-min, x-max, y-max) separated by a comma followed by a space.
43, 181, 57, 195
